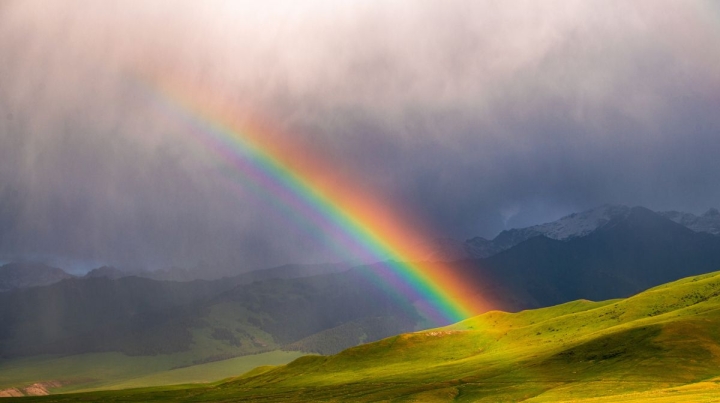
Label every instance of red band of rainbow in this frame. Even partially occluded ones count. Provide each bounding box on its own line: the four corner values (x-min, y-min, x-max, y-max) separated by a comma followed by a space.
144, 77, 489, 324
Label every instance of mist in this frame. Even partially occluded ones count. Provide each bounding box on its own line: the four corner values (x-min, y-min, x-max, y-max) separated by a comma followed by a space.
1, 1, 719, 271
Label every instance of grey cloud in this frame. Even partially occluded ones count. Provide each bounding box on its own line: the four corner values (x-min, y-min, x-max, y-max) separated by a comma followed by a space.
0, 1, 719, 270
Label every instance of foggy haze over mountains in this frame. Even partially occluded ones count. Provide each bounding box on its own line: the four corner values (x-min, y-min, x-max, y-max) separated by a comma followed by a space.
2, 203, 719, 279
1, 1, 719, 271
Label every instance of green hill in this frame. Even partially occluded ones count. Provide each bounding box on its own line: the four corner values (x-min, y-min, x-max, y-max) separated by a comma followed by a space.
11, 269, 720, 401
0, 270, 422, 358
5, 206, 720, 396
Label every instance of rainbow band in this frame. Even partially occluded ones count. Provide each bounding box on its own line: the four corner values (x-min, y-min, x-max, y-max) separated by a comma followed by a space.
146, 78, 487, 324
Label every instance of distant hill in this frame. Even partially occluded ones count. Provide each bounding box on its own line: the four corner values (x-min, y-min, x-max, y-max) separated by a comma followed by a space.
143, 262, 352, 283
85, 262, 352, 283
0, 263, 74, 292
18, 269, 720, 401
0, 276, 235, 357
0, 260, 351, 293
6, 204, 716, 286
0, 269, 421, 360
57, 205, 720, 294
83, 266, 127, 280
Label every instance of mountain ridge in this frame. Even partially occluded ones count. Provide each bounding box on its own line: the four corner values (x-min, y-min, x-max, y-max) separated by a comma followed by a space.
3, 206, 719, 363
421, 204, 719, 261
659, 207, 720, 235
3, 204, 717, 288
0, 263, 75, 292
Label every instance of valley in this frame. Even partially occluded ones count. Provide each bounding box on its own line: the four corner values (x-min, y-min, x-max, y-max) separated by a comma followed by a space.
0, 350, 303, 395
7, 269, 720, 401
2, 205, 720, 398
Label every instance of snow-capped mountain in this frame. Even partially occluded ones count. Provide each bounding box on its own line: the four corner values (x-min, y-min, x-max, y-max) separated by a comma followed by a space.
422, 204, 718, 262
492, 204, 631, 247
423, 205, 631, 261
658, 208, 720, 236
479, 204, 632, 256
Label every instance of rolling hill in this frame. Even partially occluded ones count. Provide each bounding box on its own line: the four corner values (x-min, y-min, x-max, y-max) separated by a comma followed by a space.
3, 206, 720, 396
0, 207, 720, 365
9, 269, 720, 401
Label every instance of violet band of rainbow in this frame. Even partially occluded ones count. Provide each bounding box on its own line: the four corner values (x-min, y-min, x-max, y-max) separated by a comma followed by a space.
145, 77, 487, 324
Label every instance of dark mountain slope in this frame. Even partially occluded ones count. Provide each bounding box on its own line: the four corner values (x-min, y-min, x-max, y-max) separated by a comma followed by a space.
462, 206, 720, 308
0, 268, 423, 359
660, 207, 720, 235
0, 263, 74, 292
0, 276, 235, 357
136, 262, 351, 282
425, 204, 720, 262
192, 269, 423, 354
83, 266, 127, 279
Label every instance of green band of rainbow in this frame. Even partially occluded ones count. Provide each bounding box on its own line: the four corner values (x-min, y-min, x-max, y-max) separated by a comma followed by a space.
145, 77, 488, 324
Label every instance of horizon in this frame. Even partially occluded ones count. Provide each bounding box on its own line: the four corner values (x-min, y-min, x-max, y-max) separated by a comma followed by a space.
2, 202, 718, 274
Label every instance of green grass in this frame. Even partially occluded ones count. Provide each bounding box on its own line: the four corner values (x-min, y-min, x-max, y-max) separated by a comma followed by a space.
103, 350, 303, 390
9, 270, 720, 402
0, 350, 303, 394
0, 297, 289, 394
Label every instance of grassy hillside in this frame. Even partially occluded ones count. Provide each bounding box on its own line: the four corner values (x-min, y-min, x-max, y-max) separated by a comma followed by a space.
0, 350, 303, 394
0, 270, 422, 394
0, 269, 423, 360
11, 269, 720, 402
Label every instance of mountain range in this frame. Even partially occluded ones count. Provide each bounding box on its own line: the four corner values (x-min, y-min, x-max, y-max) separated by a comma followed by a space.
419, 204, 720, 261
2, 204, 720, 394
10, 269, 720, 401
0, 263, 74, 293
461, 206, 720, 308
658, 207, 720, 235
3, 204, 718, 289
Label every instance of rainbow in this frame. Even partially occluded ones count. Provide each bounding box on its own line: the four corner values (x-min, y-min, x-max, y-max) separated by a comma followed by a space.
145, 78, 489, 324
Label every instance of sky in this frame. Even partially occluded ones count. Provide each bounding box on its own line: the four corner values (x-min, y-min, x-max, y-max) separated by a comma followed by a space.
0, 1, 719, 271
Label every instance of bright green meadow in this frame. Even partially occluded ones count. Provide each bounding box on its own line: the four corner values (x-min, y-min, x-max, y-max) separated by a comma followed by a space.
9, 270, 720, 402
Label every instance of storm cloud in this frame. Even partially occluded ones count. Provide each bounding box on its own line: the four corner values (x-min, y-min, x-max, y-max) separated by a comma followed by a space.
1, 1, 719, 271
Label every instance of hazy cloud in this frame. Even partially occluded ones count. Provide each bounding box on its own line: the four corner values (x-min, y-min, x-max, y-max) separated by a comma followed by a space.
1, 1, 719, 270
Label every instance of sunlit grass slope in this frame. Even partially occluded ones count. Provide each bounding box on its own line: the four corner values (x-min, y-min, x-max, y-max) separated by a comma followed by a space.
13, 270, 720, 402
